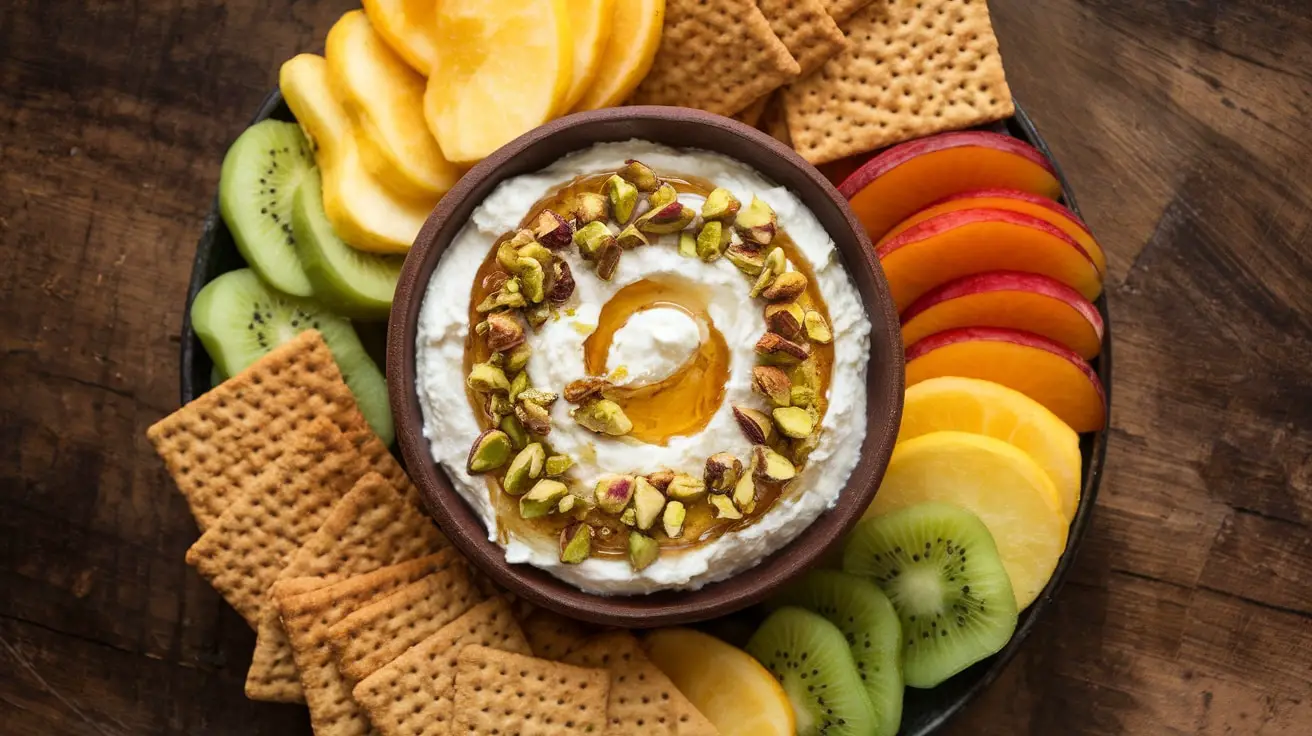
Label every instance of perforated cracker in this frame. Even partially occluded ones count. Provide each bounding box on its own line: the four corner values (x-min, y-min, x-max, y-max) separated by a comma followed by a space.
451, 646, 611, 736
520, 607, 591, 661
823, 0, 877, 22
630, 0, 800, 116
565, 632, 718, 736
329, 561, 484, 682
784, 0, 1014, 164
735, 96, 770, 127
757, 0, 848, 76
278, 551, 460, 736
147, 330, 365, 529
353, 597, 532, 736
244, 473, 448, 703
184, 417, 371, 628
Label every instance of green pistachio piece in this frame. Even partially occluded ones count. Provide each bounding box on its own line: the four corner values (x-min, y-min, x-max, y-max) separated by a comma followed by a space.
502, 442, 546, 495
734, 195, 778, 246
696, 220, 731, 262
724, 244, 765, 274
804, 311, 832, 343
701, 187, 742, 222
773, 406, 815, 439
649, 182, 678, 209
678, 231, 697, 258
752, 365, 793, 407
517, 242, 554, 269
628, 532, 659, 571
636, 202, 696, 235
573, 192, 609, 225
620, 507, 638, 527
732, 406, 776, 444
496, 241, 521, 272
517, 258, 546, 303
632, 477, 666, 531
790, 386, 817, 407
518, 387, 559, 406
559, 522, 593, 563
574, 221, 617, 261
595, 475, 635, 514
662, 501, 687, 539
545, 454, 574, 477
557, 494, 576, 514
753, 445, 797, 482
788, 360, 820, 391
764, 302, 805, 339
514, 399, 552, 436
704, 452, 743, 494
467, 363, 510, 393
508, 370, 529, 403
665, 474, 707, 503
618, 159, 660, 192
519, 479, 568, 519
733, 471, 757, 514
572, 399, 633, 436
499, 414, 529, 450
616, 224, 649, 249
467, 429, 513, 474
709, 494, 742, 520
605, 175, 639, 224
531, 209, 574, 249
504, 343, 532, 374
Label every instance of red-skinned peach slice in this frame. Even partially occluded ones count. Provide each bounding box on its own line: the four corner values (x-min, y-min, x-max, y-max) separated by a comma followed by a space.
838, 132, 1062, 241
877, 207, 1103, 311
880, 188, 1107, 276
902, 271, 1105, 359
905, 327, 1107, 433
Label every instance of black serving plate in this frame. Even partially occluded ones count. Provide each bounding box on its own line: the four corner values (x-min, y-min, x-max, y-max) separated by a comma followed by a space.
179, 93, 1110, 736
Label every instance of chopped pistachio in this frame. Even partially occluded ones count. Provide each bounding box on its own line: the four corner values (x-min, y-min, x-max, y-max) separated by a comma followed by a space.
546, 259, 575, 303
789, 430, 823, 465
514, 399, 552, 436
616, 224, 649, 249
559, 522, 593, 564
507, 370, 529, 403
605, 175, 639, 224
519, 479, 568, 519
762, 271, 808, 302
467, 363, 510, 393
734, 195, 778, 246
502, 442, 546, 495
724, 244, 765, 274
496, 241, 521, 272
484, 312, 525, 353
696, 220, 731, 261
645, 470, 675, 492
636, 202, 696, 234
753, 445, 797, 482
545, 454, 574, 477
475, 288, 527, 313
485, 394, 512, 422
572, 399, 633, 436
573, 192, 609, 225
732, 406, 776, 444
595, 240, 622, 281
704, 452, 743, 494
662, 501, 687, 539
467, 429, 513, 474
733, 470, 757, 514
532, 209, 574, 249
517, 242, 554, 268
749, 267, 776, 299
804, 311, 833, 343
504, 343, 532, 374
557, 495, 576, 514
649, 182, 678, 209
763, 247, 786, 275
500, 414, 529, 450
574, 221, 616, 260
773, 406, 815, 439
618, 159, 661, 192
516, 258, 546, 303
517, 387, 559, 406
755, 332, 809, 365
524, 303, 551, 329
595, 475, 636, 514
632, 477, 667, 531
678, 231, 697, 258
665, 474, 707, 503
709, 494, 743, 520
628, 532, 659, 571
564, 377, 612, 404
752, 365, 793, 407
764, 302, 805, 339
701, 187, 742, 222
789, 360, 820, 390
620, 507, 638, 527
790, 386, 817, 407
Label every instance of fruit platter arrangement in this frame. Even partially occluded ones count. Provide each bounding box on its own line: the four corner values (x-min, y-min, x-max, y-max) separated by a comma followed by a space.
154, 0, 1111, 734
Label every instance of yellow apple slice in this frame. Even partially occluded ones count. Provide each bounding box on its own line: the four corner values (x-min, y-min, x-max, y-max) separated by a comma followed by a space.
645, 628, 795, 736
559, 0, 616, 113
571, 0, 664, 111
864, 431, 1068, 609
899, 376, 1082, 522
280, 54, 434, 254
425, 0, 573, 165
326, 11, 461, 201
360, 0, 438, 75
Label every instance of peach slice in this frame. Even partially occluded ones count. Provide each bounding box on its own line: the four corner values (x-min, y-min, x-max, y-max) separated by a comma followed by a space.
864, 431, 1069, 609
837, 131, 1063, 241
877, 208, 1103, 311
901, 271, 1104, 359
880, 188, 1107, 276
899, 376, 1083, 522
905, 327, 1107, 433
361, 0, 438, 75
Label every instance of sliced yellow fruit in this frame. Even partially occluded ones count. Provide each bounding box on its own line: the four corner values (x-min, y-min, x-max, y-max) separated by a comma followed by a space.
645, 628, 795, 736
865, 431, 1068, 609
326, 11, 461, 201
559, 0, 616, 112
360, 0, 438, 75
425, 0, 574, 165
571, 0, 664, 111
280, 54, 435, 253
900, 376, 1082, 522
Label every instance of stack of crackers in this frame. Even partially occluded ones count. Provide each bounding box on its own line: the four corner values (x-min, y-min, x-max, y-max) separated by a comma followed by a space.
632, 0, 1014, 165
148, 330, 720, 735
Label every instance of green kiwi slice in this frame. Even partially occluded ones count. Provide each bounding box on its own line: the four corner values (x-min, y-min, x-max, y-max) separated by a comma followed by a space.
774, 570, 904, 736
292, 168, 405, 321
190, 268, 394, 445
843, 503, 1018, 688
219, 120, 315, 297
746, 606, 876, 736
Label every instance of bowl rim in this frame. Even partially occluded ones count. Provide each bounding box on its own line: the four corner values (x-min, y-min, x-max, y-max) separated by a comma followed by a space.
384, 105, 905, 627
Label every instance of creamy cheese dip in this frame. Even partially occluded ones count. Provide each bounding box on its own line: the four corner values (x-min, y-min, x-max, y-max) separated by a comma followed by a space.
415, 141, 872, 595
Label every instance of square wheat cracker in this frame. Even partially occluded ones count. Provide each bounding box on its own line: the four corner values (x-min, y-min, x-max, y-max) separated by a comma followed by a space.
451, 646, 611, 736
329, 560, 484, 682
147, 330, 365, 529
244, 472, 448, 703
824, 0, 878, 23
757, 0, 848, 76
353, 597, 531, 736
631, 0, 801, 116
519, 607, 592, 661
785, 0, 1015, 164
278, 551, 461, 736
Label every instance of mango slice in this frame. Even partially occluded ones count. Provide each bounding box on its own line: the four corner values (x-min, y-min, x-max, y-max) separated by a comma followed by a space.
425, 0, 574, 165
280, 54, 435, 254
361, 0, 438, 75
559, 0, 616, 113
571, 0, 665, 111
326, 11, 461, 200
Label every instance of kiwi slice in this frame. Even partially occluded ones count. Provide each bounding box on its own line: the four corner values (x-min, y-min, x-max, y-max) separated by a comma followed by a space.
190, 268, 394, 445
746, 606, 876, 736
293, 168, 406, 321
219, 120, 316, 297
774, 570, 904, 736
843, 503, 1018, 688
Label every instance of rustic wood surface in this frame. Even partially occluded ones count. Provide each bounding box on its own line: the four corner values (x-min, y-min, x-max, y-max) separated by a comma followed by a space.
2, 0, 1309, 733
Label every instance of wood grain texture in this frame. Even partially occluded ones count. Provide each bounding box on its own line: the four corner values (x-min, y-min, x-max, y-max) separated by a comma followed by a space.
0, 0, 1309, 734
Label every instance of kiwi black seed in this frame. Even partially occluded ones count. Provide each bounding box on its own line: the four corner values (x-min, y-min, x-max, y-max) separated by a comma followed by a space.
218, 120, 316, 298
843, 502, 1018, 688
773, 569, 904, 736
190, 268, 393, 445
745, 606, 876, 736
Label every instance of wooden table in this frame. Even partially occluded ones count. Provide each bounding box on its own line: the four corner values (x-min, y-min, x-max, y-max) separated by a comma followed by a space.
2, 0, 1309, 733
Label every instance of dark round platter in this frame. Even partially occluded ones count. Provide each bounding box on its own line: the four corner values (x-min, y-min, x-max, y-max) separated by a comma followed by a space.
179, 92, 1111, 736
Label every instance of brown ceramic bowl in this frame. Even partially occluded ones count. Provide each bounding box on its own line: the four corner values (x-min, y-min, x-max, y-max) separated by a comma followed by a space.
386, 106, 904, 627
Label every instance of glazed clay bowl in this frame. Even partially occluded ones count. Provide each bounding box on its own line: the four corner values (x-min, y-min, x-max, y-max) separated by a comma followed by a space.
386, 106, 904, 627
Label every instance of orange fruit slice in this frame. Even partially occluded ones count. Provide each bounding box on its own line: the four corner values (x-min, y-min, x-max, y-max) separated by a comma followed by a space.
425, 0, 574, 165
571, 0, 665, 111
645, 628, 795, 736
360, 0, 439, 75
560, 0, 616, 112
899, 377, 1082, 522
864, 431, 1068, 609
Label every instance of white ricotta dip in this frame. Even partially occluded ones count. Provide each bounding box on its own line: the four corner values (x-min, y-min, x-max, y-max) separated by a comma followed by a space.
415, 140, 872, 595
